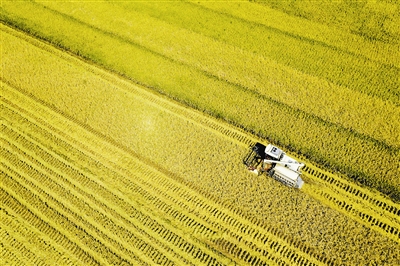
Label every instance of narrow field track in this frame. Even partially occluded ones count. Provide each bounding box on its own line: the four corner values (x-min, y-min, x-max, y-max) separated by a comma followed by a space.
1, 23, 399, 265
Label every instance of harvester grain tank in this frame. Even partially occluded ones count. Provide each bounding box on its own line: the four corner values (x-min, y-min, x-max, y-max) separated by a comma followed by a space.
243, 142, 305, 188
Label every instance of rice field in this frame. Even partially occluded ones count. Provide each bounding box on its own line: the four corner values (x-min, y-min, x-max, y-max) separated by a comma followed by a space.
1, 0, 399, 201
1, 1, 400, 265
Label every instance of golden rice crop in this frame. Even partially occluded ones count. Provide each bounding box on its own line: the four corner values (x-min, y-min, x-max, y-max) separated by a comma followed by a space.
38, 1, 400, 148
195, 1, 400, 67
256, 0, 400, 45
1, 1, 399, 202
2, 24, 400, 265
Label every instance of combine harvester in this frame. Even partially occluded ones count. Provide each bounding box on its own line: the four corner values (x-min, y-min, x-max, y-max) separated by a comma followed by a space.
243, 143, 305, 189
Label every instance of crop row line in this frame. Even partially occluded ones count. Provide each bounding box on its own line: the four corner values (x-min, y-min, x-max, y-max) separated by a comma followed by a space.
0, 121, 231, 265
54, 66, 400, 225
2, 81, 335, 265
1, 89, 326, 261
115, 161, 326, 266
313, 189, 400, 243
303, 165, 400, 220
87, 163, 280, 265
0, 167, 155, 266
0, 106, 269, 266
0, 158, 140, 266
0, 133, 206, 266
0, 88, 268, 266
0, 125, 188, 265
0, 227, 47, 266
0, 122, 290, 264
0, 245, 25, 266
0, 184, 101, 266
1, 207, 79, 266
3, 3, 400, 227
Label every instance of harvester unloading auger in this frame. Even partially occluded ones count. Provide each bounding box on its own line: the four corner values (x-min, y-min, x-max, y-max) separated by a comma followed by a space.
243, 142, 305, 188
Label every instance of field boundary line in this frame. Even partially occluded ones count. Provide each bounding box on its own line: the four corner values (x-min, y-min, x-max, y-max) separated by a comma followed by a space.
28, 2, 400, 149
2, 20, 397, 210
5, 9, 400, 156
0, 21, 256, 148
189, 1, 400, 68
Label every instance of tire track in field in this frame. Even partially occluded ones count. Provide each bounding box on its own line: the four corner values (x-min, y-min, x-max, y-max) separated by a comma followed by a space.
4, 77, 398, 266
302, 164, 400, 236
4, 17, 397, 228
2, 84, 331, 265
0, 227, 48, 266
0, 246, 25, 266
0, 148, 159, 266
1, 6, 400, 214
0, 185, 101, 266
1, 208, 80, 266
13, 54, 397, 246
0, 162, 137, 266
304, 165, 400, 219
100, 79, 400, 243
1, 118, 309, 266
0, 125, 222, 265
314, 190, 400, 237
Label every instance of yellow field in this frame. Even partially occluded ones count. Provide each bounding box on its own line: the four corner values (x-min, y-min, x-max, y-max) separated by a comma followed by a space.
1, 23, 400, 265
2, 1, 399, 202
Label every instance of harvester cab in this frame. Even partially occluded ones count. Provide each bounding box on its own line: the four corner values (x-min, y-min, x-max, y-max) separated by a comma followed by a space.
243, 142, 305, 188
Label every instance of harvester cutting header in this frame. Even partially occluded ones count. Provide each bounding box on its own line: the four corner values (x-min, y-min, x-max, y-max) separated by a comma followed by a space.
243, 142, 305, 188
